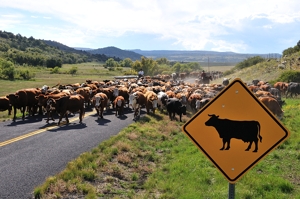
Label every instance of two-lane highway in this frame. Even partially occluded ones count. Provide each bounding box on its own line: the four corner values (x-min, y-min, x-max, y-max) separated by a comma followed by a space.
0, 108, 141, 198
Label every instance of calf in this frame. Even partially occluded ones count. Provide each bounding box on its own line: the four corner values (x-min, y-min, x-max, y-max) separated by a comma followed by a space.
166, 98, 186, 122
91, 92, 108, 119
114, 96, 125, 116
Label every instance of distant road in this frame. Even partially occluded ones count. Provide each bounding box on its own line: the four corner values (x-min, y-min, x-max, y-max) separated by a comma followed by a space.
0, 108, 141, 199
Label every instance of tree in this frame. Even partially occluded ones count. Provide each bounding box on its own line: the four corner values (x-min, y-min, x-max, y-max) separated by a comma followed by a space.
0, 59, 15, 80
297, 40, 300, 48
105, 58, 117, 67
156, 57, 169, 65
69, 66, 78, 76
120, 58, 133, 67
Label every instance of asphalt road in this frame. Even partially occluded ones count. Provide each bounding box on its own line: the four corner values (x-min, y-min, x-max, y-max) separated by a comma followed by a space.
0, 108, 142, 199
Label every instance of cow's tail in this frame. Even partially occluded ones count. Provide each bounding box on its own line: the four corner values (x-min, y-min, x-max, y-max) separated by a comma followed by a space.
257, 122, 262, 142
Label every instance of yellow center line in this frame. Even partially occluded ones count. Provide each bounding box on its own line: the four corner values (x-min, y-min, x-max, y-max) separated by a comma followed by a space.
0, 110, 96, 148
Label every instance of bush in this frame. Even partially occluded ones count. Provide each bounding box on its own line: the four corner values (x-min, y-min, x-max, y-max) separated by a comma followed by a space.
234, 56, 265, 70
276, 71, 300, 83
17, 69, 35, 80
0, 59, 15, 80
50, 66, 60, 74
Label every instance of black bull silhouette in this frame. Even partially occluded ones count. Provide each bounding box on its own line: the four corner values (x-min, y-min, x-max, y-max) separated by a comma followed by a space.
205, 114, 262, 152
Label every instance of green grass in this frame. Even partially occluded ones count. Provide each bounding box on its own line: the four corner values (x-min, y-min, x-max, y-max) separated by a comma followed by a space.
33, 98, 300, 198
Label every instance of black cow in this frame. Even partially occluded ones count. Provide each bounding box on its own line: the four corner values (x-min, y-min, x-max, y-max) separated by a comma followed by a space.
286, 82, 300, 98
166, 98, 186, 122
222, 78, 231, 86
252, 79, 260, 86
205, 114, 262, 152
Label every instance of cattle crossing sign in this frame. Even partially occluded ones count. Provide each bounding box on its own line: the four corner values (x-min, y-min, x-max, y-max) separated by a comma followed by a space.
182, 78, 290, 183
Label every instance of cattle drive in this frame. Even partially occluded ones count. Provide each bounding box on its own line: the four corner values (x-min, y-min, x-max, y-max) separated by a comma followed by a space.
0, 73, 294, 127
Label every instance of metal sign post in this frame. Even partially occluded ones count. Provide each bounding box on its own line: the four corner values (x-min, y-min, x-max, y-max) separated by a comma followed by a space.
228, 183, 235, 199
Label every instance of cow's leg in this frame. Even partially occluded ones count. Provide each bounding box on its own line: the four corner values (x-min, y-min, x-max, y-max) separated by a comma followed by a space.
179, 113, 182, 122
245, 141, 253, 151
168, 112, 172, 121
253, 140, 259, 152
100, 108, 104, 119
65, 114, 69, 124
220, 139, 226, 150
13, 106, 17, 121
57, 113, 63, 125
21, 105, 26, 120
225, 139, 231, 150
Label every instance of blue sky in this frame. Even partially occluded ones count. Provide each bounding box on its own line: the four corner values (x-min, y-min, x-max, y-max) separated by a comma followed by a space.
0, 0, 299, 54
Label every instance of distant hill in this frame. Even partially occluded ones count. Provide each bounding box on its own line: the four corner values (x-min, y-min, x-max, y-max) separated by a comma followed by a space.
131, 49, 282, 63
86, 46, 143, 61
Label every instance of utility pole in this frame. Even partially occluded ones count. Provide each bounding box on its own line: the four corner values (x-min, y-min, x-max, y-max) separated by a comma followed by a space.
207, 57, 210, 72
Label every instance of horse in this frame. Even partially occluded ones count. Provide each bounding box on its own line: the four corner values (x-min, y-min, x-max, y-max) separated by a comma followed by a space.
200, 76, 213, 84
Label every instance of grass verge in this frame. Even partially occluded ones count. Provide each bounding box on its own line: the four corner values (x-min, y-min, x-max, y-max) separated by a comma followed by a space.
34, 99, 300, 198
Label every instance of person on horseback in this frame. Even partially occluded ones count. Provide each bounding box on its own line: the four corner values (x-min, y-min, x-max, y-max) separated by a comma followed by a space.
200, 70, 207, 79
138, 68, 144, 79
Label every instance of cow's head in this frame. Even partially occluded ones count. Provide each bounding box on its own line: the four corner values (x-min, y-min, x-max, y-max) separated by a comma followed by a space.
113, 88, 119, 97
148, 94, 158, 109
205, 114, 219, 126
94, 96, 102, 107
6, 94, 19, 105
46, 98, 56, 111
116, 98, 123, 107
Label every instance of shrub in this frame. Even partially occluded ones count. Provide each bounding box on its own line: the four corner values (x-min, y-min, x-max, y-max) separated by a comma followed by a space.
276, 71, 300, 83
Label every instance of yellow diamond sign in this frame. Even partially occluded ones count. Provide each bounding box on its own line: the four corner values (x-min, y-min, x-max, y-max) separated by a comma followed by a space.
182, 78, 290, 183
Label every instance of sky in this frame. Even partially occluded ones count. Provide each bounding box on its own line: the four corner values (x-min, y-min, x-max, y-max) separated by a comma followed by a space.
0, 0, 299, 54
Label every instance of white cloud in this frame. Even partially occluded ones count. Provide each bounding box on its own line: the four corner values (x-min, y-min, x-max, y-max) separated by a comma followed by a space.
1, 0, 299, 52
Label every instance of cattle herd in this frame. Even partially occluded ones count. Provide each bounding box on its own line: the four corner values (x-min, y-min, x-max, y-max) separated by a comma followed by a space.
0, 74, 299, 125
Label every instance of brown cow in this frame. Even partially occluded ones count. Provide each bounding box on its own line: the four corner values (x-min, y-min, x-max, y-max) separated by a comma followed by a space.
130, 91, 147, 118
6, 90, 28, 121
188, 93, 202, 112
76, 87, 93, 108
114, 96, 125, 116
47, 95, 85, 125
165, 90, 176, 98
259, 96, 284, 119
144, 91, 158, 114
95, 87, 114, 109
35, 92, 70, 123
0, 97, 12, 115
113, 86, 130, 107
91, 92, 108, 119
273, 82, 289, 96
23, 88, 43, 116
